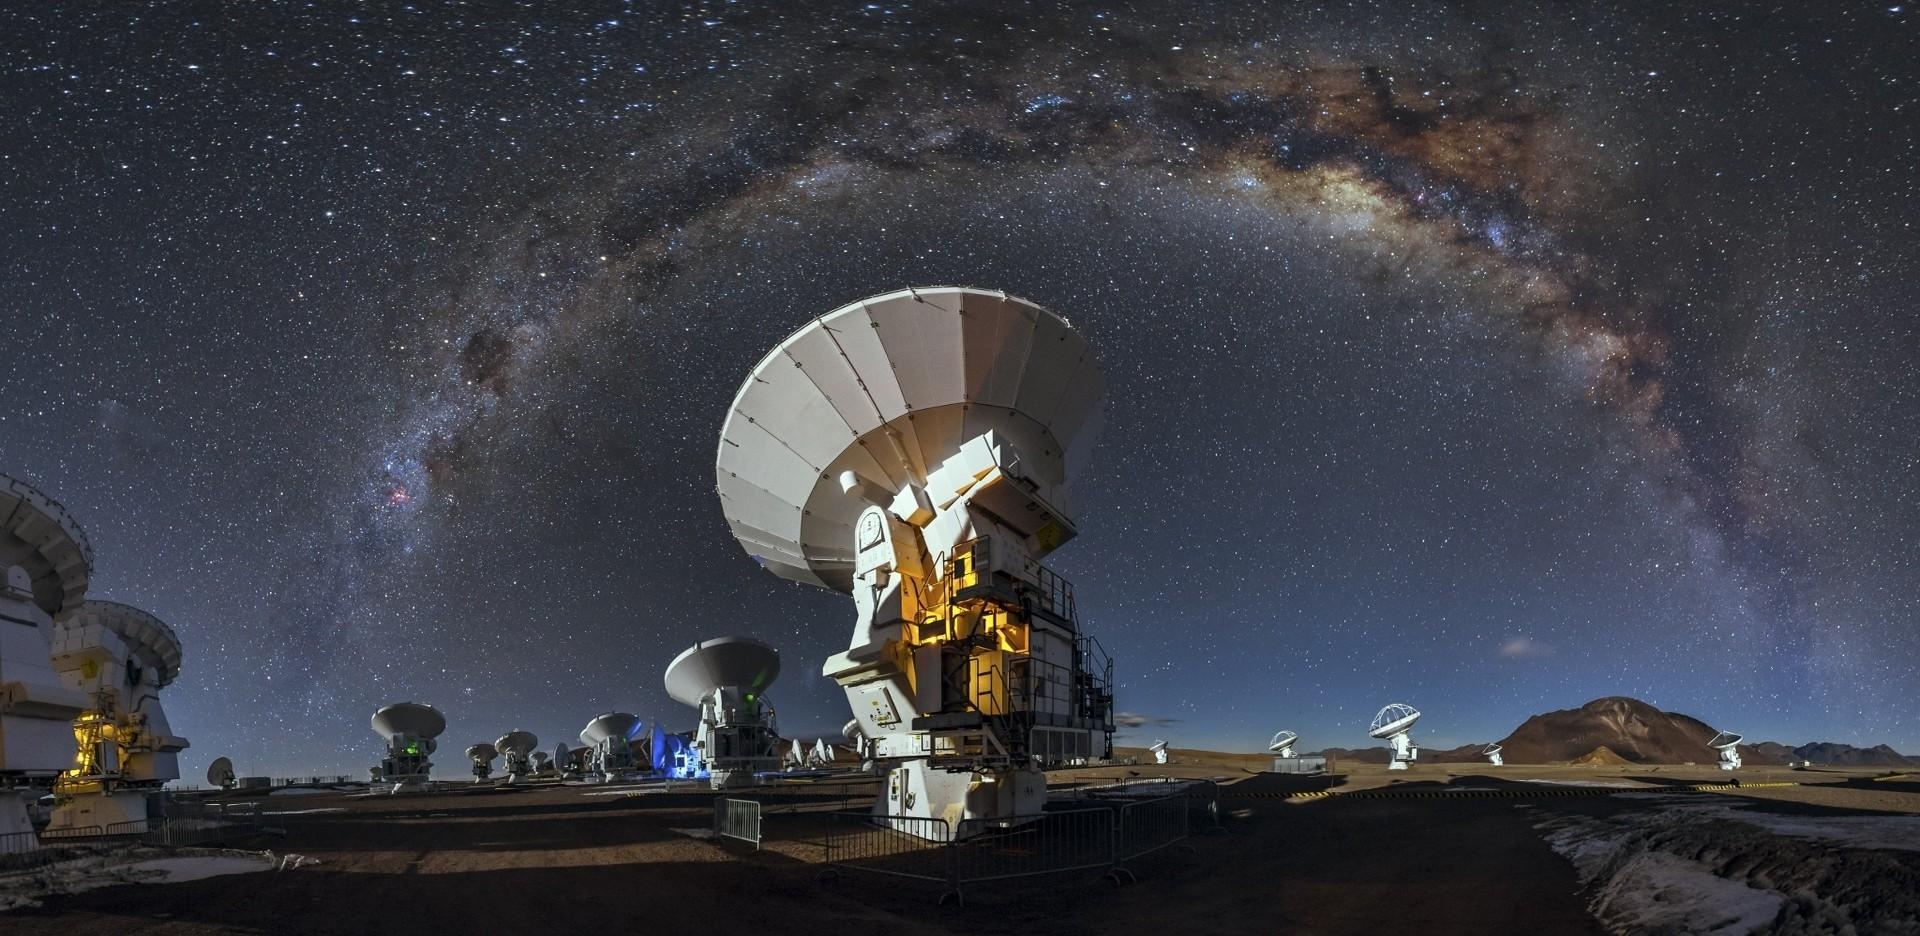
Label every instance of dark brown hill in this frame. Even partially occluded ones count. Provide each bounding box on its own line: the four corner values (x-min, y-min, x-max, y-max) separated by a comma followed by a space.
1496, 696, 1723, 764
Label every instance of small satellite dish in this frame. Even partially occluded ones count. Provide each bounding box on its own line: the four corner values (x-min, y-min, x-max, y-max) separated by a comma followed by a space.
207, 757, 236, 789
465, 742, 499, 782
1369, 703, 1422, 770
1268, 730, 1299, 758
1149, 739, 1169, 765
1708, 730, 1743, 771
1481, 743, 1504, 767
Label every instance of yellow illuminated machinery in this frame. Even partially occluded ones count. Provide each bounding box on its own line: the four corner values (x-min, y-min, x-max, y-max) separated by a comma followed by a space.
46, 599, 190, 833
717, 287, 1115, 839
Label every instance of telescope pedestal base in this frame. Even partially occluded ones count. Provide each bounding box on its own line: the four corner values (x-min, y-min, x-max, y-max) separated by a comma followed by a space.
875, 759, 1045, 841
47, 789, 149, 833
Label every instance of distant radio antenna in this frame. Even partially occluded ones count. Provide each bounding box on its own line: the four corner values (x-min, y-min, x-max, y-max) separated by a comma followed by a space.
1268, 730, 1299, 758
1707, 730, 1743, 771
370, 702, 445, 793
665, 637, 783, 790
579, 713, 642, 783
1149, 739, 1169, 765
1369, 703, 1422, 770
465, 743, 499, 783
207, 757, 237, 790
1481, 743, 1504, 767
495, 730, 538, 784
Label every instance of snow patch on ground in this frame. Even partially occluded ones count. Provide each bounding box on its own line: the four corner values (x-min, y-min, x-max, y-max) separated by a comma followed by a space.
1535, 799, 1920, 935
1589, 850, 1782, 935
1, 847, 277, 912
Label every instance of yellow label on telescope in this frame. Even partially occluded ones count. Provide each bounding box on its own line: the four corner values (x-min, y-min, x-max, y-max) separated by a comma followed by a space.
1035, 522, 1062, 552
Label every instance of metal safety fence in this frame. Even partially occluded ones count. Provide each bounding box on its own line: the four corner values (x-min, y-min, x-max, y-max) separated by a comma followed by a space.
34, 799, 264, 848
713, 797, 762, 849
822, 794, 1193, 904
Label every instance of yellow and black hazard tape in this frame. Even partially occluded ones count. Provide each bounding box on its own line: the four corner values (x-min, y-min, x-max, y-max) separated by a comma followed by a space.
1220, 781, 1800, 801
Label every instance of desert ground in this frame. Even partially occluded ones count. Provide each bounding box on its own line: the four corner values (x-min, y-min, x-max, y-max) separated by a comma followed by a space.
4, 753, 1916, 935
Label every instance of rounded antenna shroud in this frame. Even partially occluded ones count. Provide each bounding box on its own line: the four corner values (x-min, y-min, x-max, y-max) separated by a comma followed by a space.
495, 730, 537, 756
466, 742, 499, 761
715, 286, 1107, 593
1707, 731, 1743, 750
580, 712, 641, 746
1268, 730, 1299, 753
207, 756, 235, 786
0, 471, 94, 619
371, 702, 446, 740
1369, 703, 1422, 739
663, 637, 780, 708
67, 599, 185, 686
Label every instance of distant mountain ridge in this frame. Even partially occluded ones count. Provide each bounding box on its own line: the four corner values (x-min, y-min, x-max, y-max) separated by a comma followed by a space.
1419, 697, 1917, 766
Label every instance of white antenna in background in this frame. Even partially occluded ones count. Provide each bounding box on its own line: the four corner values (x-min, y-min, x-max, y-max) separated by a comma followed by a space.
465, 742, 499, 783
1481, 743, 1504, 767
1268, 730, 1299, 758
665, 637, 783, 790
1149, 739, 1169, 765
1708, 730, 1743, 771
579, 713, 642, 783
1369, 703, 1422, 771
530, 750, 552, 776
369, 702, 445, 793
207, 756, 237, 790
810, 737, 834, 766
784, 738, 806, 770
495, 730, 538, 784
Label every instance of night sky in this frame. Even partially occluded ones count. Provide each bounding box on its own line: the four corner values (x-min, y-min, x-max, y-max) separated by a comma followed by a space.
3, 2, 1915, 779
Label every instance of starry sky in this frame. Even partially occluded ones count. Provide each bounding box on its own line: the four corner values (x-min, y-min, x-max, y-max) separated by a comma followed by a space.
2, 2, 1916, 779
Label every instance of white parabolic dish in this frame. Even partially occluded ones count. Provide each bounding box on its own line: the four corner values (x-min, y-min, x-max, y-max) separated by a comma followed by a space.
1708, 731, 1743, 750
206, 757, 235, 786
580, 713, 640, 746
664, 637, 780, 707
1369, 703, 1421, 739
466, 743, 498, 760
1482, 743, 1503, 755
371, 702, 446, 740
496, 731, 537, 755
1268, 730, 1299, 753
715, 286, 1106, 593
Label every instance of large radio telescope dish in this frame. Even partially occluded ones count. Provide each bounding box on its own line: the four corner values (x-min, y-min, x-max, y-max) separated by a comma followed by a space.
1268, 730, 1299, 754
1369, 704, 1422, 739
496, 730, 537, 756
371, 702, 446, 740
715, 286, 1106, 593
1707, 731, 1743, 751
580, 712, 641, 747
664, 637, 780, 707
0, 472, 94, 620
466, 742, 498, 760
67, 600, 184, 686
207, 757, 235, 787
